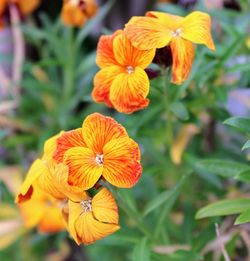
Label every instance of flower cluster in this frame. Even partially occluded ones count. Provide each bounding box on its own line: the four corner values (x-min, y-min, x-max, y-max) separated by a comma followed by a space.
16, 113, 142, 245
92, 10, 215, 113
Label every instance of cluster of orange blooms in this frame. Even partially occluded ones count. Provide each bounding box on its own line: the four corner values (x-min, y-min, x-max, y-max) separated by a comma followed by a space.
16, 113, 142, 244
15, 0, 216, 245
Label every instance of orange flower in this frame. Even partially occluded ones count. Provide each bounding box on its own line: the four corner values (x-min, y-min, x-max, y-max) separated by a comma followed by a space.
92, 30, 155, 114
125, 11, 215, 84
17, 182, 66, 233
54, 165, 119, 245
53, 113, 142, 189
61, 0, 98, 27
16, 133, 66, 204
0, 0, 40, 15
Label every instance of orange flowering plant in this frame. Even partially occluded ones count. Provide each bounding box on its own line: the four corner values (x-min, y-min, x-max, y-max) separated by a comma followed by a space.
16, 113, 142, 245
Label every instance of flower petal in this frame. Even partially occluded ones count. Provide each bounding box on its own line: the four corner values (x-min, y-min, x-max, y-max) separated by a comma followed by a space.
113, 32, 155, 68
18, 0, 40, 15
74, 211, 120, 245
43, 131, 64, 160
170, 37, 195, 85
96, 31, 122, 68
53, 163, 89, 202
146, 11, 183, 30
92, 188, 118, 224
181, 11, 215, 50
109, 67, 150, 114
61, 3, 87, 27
103, 137, 142, 188
82, 113, 128, 154
15, 159, 44, 203
64, 147, 103, 189
53, 128, 86, 163
92, 66, 123, 107
125, 16, 172, 50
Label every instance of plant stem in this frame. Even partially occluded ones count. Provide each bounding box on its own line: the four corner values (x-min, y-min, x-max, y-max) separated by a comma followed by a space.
161, 67, 173, 149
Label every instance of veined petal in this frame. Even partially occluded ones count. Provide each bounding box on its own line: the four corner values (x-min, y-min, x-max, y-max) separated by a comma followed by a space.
43, 131, 64, 160
170, 37, 195, 85
113, 32, 155, 68
92, 188, 118, 224
125, 16, 172, 50
181, 11, 215, 50
53, 163, 89, 202
53, 128, 86, 163
96, 31, 122, 68
82, 113, 128, 154
109, 67, 150, 114
64, 147, 103, 189
15, 159, 44, 203
38, 205, 66, 233
103, 137, 142, 188
36, 161, 66, 200
68, 200, 85, 244
18, 0, 40, 15
92, 66, 123, 107
74, 211, 120, 245
146, 11, 183, 30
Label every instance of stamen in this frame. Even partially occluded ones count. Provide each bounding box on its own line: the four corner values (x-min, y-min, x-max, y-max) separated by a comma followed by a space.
127, 66, 134, 74
80, 199, 92, 212
171, 28, 182, 37
95, 154, 104, 165
69, 0, 80, 6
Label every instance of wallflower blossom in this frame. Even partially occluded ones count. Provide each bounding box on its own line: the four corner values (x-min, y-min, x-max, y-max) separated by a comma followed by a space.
61, 0, 98, 27
125, 11, 215, 84
53, 113, 142, 189
0, 0, 40, 16
92, 30, 155, 114
54, 164, 119, 245
18, 182, 66, 233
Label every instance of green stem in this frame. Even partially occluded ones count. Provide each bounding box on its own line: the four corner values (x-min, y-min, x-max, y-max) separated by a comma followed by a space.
63, 27, 75, 102
161, 67, 173, 149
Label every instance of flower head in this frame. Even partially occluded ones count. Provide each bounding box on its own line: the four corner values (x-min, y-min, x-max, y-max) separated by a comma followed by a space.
125, 11, 215, 84
53, 113, 142, 189
92, 30, 155, 114
61, 0, 97, 27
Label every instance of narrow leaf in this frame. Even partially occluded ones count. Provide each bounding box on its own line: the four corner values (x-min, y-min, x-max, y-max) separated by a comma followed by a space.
196, 199, 250, 219
242, 140, 250, 150
235, 208, 250, 225
132, 237, 150, 261
224, 117, 250, 135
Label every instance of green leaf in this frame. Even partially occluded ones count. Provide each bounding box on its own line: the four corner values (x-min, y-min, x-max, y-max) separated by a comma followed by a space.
196, 199, 250, 219
132, 237, 150, 261
242, 140, 250, 150
195, 159, 250, 178
76, 0, 115, 45
166, 250, 203, 261
170, 102, 189, 121
143, 173, 191, 217
224, 117, 250, 135
235, 208, 250, 225
235, 169, 250, 183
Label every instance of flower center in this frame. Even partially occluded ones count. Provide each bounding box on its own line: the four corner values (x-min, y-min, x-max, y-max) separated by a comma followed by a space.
171, 28, 182, 38
80, 199, 92, 212
127, 66, 134, 74
95, 154, 104, 165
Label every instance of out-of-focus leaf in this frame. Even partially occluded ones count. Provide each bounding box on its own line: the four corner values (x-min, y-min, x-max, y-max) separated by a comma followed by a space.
196, 199, 250, 219
0, 204, 18, 220
195, 159, 250, 178
224, 117, 250, 135
143, 172, 191, 217
132, 237, 150, 261
242, 140, 250, 150
170, 102, 189, 121
235, 169, 250, 183
165, 250, 203, 261
235, 208, 250, 225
